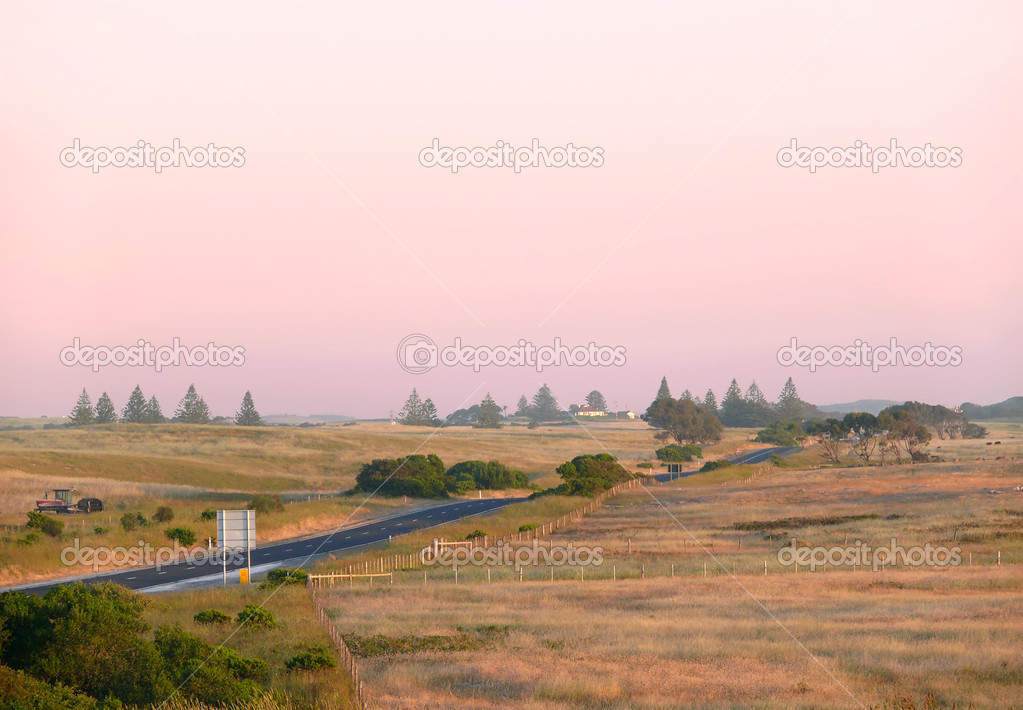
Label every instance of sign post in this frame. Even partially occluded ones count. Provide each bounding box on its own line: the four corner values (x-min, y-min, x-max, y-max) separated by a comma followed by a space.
216, 510, 256, 585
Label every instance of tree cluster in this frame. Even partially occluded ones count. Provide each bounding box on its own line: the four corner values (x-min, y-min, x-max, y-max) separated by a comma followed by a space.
353, 455, 528, 498
532, 453, 635, 497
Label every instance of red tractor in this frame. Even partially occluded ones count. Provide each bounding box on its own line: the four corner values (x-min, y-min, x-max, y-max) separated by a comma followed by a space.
35, 488, 103, 514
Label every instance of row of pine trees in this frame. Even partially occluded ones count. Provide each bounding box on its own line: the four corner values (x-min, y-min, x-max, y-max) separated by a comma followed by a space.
653, 376, 820, 427
68, 386, 262, 426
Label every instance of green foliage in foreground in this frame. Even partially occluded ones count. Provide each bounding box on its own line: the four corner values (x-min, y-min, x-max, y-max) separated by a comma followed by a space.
699, 459, 732, 472
0, 583, 266, 707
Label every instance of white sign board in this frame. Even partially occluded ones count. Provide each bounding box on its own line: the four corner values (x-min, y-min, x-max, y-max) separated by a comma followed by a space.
217, 509, 256, 551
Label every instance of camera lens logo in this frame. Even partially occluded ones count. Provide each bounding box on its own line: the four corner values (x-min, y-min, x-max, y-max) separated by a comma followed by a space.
397, 334, 438, 374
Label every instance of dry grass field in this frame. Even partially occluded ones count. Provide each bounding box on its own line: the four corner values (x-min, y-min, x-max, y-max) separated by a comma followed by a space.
315, 453, 1023, 709
0, 419, 744, 584
4, 420, 1022, 707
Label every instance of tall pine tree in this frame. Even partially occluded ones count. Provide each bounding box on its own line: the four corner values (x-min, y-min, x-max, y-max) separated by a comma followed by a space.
475, 393, 503, 429
720, 379, 746, 427
775, 377, 805, 421
235, 391, 263, 426
146, 396, 166, 424
121, 386, 149, 423
514, 395, 530, 417
69, 388, 95, 426
175, 384, 211, 424
585, 390, 608, 411
94, 392, 117, 424
656, 377, 672, 401
531, 384, 562, 421
702, 389, 719, 415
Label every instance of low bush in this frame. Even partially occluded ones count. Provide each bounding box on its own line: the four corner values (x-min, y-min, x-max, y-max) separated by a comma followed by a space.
26, 511, 64, 538
193, 609, 232, 625
260, 568, 307, 589
199, 509, 217, 521
518, 523, 536, 532
699, 459, 732, 472
164, 527, 197, 546
120, 512, 148, 532
247, 495, 285, 514
284, 646, 337, 671
153, 506, 174, 523
237, 604, 278, 630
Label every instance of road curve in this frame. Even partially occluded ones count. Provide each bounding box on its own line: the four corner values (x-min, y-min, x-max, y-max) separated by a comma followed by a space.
651, 446, 802, 483
7, 497, 526, 596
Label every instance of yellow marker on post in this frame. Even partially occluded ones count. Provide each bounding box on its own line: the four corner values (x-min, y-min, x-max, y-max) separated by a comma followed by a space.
239, 569, 249, 585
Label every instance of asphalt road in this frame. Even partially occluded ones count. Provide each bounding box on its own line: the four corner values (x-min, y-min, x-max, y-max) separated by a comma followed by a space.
650, 445, 802, 482
8, 497, 526, 596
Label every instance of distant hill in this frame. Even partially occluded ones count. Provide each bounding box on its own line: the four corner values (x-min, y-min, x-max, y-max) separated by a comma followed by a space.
960, 397, 1023, 421
817, 399, 902, 416
262, 414, 355, 425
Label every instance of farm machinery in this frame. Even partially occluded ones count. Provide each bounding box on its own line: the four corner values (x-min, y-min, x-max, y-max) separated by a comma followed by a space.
35, 488, 103, 514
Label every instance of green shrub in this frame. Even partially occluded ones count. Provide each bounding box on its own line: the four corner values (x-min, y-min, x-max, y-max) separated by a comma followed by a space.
518, 524, 536, 532
199, 509, 217, 522
26, 511, 64, 538
247, 495, 285, 514
354, 455, 450, 498
284, 646, 337, 671
93, 526, 108, 535
236, 604, 278, 630
164, 527, 197, 546
0, 664, 108, 709
754, 419, 805, 446
770, 454, 785, 467
637, 462, 654, 469
153, 506, 174, 523
260, 568, 308, 589
193, 609, 232, 625
464, 530, 487, 540
120, 512, 148, 532
532, 454, 633, 498
699, 459, 732, 472
154, 624, 266, 703
446, 460, 529, 494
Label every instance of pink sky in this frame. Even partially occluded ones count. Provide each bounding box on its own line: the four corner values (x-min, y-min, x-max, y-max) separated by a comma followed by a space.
1, 1, 1021, 419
